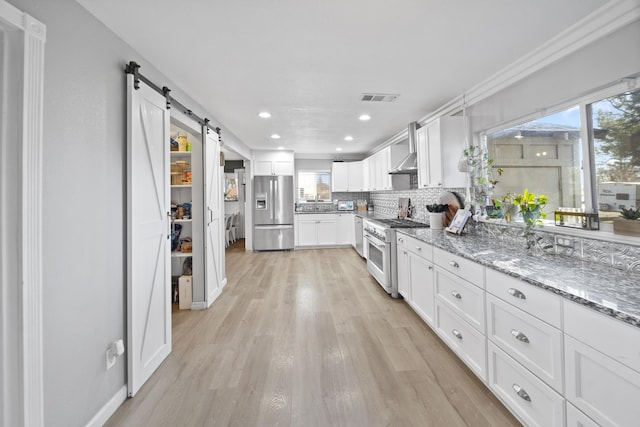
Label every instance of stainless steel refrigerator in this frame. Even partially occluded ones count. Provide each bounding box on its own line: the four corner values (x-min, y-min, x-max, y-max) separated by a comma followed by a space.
253, 175, 294, 250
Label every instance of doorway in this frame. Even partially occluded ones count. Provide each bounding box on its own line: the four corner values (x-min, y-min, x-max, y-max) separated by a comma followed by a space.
222, 147, 249, 252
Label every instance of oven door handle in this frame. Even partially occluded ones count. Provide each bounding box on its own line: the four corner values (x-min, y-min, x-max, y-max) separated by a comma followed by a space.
365, 235, 386, 251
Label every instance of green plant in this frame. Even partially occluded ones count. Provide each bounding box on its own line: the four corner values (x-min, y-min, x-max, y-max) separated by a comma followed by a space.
619, 206, 640, 220
462, 144, 503, 214
513, 189, 548, 223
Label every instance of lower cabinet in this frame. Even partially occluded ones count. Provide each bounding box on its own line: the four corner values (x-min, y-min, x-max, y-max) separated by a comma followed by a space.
435, 302, 487, 380
395, 232, 640, 427
295, 214, 355, 247
488, 342, 565, 427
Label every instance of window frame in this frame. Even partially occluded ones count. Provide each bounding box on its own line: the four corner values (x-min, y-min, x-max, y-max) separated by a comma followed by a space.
296, 169, 332, 203
479, 78, 638, 234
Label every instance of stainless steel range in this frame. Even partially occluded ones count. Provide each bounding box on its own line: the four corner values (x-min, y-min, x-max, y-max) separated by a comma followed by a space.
363, 218, 429, 298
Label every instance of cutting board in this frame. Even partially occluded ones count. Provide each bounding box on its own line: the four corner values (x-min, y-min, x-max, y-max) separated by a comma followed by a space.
439, 191, 464, 227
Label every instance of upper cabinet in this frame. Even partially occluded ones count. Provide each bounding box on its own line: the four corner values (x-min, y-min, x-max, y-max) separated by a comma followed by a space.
365, 145, 410, 192
416, 117, 466, 188
332, 161, 363, 192
253, 150, 294, 176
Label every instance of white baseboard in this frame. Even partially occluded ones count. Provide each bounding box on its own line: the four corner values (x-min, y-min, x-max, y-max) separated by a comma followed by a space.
190, 301, 207, 311
206, 279, 226, 308
85, 385, 126, 427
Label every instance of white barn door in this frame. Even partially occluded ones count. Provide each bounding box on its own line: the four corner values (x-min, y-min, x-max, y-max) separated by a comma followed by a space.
204, 130, 225, 306
126, 75, 171, 397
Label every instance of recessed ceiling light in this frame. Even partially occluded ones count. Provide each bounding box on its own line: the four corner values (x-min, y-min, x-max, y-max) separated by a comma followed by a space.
336, 147, 343, 152
359, 114, 371, 121
344, 135, 354, 141
270, 134, 281, 139
258, 112, 271, 118
277, 146, 284, 150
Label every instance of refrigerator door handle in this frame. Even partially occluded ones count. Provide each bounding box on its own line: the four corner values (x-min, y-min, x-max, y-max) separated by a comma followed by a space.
273, 178, 278, 221
270, 179, 274, 220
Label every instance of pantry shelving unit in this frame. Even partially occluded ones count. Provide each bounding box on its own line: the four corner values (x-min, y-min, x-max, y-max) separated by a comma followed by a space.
169, 120, 204, 309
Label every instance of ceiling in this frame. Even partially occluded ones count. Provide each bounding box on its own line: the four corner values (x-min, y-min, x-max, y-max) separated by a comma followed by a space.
76, 0, 606, 158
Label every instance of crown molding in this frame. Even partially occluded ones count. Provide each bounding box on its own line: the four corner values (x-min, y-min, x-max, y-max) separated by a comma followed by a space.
374, 0, 640, 155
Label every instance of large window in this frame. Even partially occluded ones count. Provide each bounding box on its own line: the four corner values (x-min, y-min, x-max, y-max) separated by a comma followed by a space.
487, 107, 583, 214
485, 85, 640, 227
297, 171, 331, 203
592, 89, 640, 222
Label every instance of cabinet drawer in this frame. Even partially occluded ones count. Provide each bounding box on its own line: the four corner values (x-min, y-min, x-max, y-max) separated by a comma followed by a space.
488, 342, 564, 427
486, 268, 561, 328
565, 335, 640, 427
433, 247, 484, 287
403, 235, 432, 261
434, 302, 486, 381
566, 402, 599, 427
434, 267, 485, 333
564, 300, 640, 373
486, 294, 563, 392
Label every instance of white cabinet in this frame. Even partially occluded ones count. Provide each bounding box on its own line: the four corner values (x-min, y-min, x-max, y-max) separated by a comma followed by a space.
396, 235, 410, 299
331, 161, 363, 192
563, 300, 640, 427
488, 342, 565, 427
336, 214, 354, 245
347, 161, 363, 191
364, 146, 409, 192
434, 267, 485, 333
331, 162, 349, 191
295, 214, 352, 247
486, 294, 563, 392
409, 250, 435, 326
362, 158, 370, 191
566, 402, 600, 427
253, 150, 294, 176
435, 302, 487, 380
416, 117, 466, 188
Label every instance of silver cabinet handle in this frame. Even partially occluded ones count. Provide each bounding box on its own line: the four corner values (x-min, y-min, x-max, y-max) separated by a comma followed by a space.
416, 246, 422, 251
512, 384, 531, 402
452, 329, 462, 340
398, 238, 404, 243
449, 260, 459, 268
167, 211, 172, 239
511, 329, 530, 343
428, 266, 433, 270
507, 288, 527, 300
451, 290, 462, 299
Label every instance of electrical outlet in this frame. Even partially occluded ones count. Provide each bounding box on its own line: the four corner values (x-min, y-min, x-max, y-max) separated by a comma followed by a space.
557, 237, 574, 248
106, 339, 125, 370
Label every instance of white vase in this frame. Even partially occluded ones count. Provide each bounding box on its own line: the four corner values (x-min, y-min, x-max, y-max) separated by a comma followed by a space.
429, 212, 443, 230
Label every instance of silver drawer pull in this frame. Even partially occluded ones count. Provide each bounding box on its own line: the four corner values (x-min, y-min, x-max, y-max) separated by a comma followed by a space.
416, 246, 422, 251
512, 384, 531, 402
507, 288, 527, 300
399, 238, 403, 243
451, 290, 462, 299
511, 329, 530, 343
452, 329, 462, 340
449, 260, 460, 268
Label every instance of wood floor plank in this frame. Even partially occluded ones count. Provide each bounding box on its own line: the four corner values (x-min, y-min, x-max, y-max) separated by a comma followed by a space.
106, 241, 520, 427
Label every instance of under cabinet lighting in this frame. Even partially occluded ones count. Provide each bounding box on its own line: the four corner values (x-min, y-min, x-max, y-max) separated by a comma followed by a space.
514, 131, 524, 139
359, 114, 371, 121
336, 147, 343, 152
258, 112, 271, 118
344, 135, 354, 141
277, 146, 284, 150
270, 134, 281, 139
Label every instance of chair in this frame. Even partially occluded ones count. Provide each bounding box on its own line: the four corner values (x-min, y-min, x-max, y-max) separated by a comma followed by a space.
230, 213, 238, 243
224, 215, 233, 248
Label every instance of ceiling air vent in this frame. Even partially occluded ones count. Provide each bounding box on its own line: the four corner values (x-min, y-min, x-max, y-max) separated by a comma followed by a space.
360, 93, 399, 102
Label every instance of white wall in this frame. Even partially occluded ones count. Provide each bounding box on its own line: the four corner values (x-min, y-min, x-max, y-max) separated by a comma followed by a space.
8, 0, 246, 425
467, 20, 640, 135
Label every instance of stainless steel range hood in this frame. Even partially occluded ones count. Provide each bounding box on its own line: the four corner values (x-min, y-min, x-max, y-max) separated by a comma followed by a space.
389, 122, 418, 174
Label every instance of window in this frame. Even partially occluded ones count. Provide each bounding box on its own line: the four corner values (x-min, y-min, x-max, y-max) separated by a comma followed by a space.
487, 106, 583, 214
485, 85, 640, 228
297, 171, 331, 203
592, 88, 640, 223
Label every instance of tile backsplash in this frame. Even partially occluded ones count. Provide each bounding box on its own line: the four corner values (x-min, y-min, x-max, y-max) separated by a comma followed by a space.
370, 187, 465, 223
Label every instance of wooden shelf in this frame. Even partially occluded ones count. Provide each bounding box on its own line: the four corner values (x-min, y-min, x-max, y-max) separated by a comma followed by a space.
171, 184, 192, 188
171, 151, 192, 155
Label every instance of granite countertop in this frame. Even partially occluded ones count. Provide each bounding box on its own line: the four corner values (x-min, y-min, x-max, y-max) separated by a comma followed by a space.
397, 228, 640, 329
294, 210, 375, 215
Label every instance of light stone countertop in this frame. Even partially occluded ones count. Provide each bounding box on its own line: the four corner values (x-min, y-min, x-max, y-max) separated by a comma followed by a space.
397, 228, 640, 329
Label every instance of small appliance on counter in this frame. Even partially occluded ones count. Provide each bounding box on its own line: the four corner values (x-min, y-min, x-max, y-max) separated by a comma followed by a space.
337, 200, 354, 211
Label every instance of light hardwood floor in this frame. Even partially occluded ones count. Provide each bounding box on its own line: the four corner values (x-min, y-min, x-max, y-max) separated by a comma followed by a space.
106, 241, 520, 426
